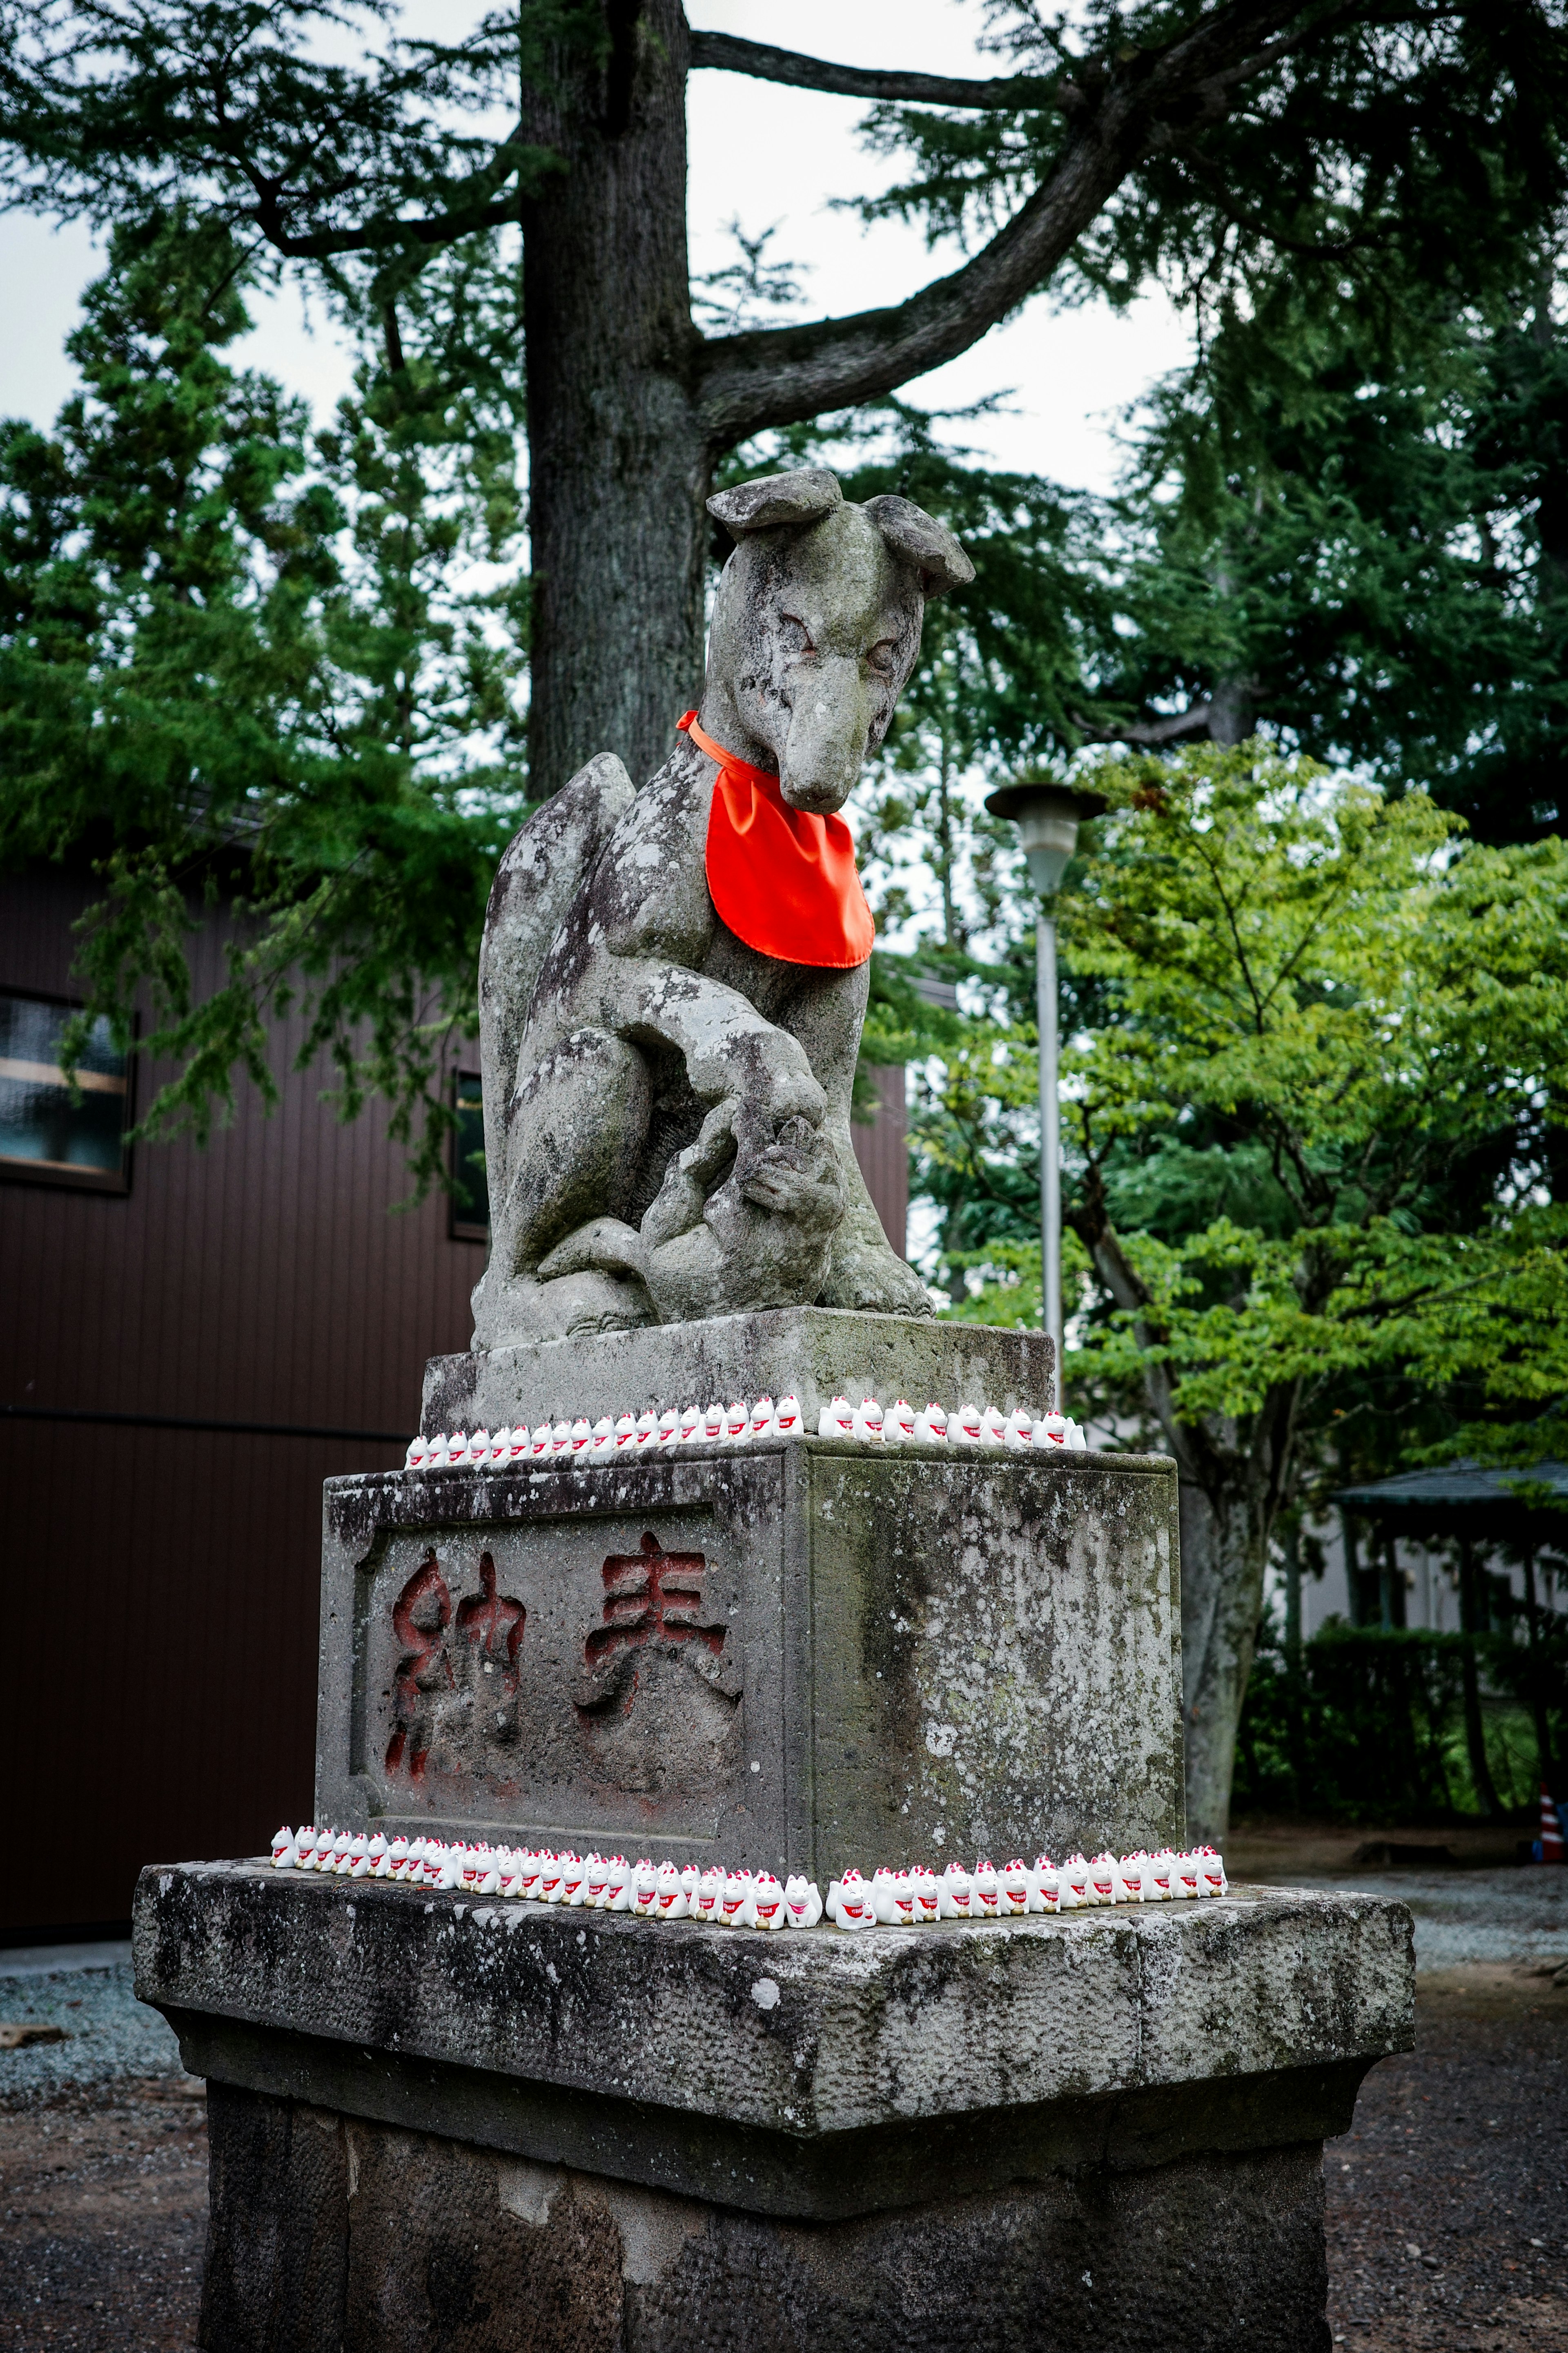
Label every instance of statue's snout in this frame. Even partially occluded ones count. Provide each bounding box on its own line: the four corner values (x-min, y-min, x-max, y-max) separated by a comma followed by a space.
780, 657, 871, 815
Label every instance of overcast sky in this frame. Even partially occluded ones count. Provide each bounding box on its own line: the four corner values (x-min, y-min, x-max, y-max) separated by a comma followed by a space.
0, 0, 1192, 494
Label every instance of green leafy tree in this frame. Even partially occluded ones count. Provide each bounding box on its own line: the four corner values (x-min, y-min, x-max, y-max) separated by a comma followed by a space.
947, 743, 1568, 1836
0, 215, 527, 1184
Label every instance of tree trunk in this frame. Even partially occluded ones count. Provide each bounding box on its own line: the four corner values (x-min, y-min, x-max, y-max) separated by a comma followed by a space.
1340, 1502, 1365, 1626
1519, 1546, 1556, 1787
1281, 1517, 1305, 1811
1457, 1538, 1505, 1820
1075, 1207, 1300, 1843
1178, 1468, 1276, 1845
1282, 1521, 1302, 1673
521, 2, 712, 797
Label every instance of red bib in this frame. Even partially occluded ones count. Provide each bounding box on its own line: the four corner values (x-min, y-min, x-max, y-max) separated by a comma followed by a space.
678, 710, 875, 970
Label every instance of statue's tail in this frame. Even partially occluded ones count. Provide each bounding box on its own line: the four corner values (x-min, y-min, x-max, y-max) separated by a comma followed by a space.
477, 754, 635, 1211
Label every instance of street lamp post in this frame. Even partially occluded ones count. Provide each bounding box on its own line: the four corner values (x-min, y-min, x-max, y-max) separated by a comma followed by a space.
983, 783, 1106, 1392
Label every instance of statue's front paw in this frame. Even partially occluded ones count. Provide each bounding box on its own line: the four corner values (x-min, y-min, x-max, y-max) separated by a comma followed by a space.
736, 1115, 843, 1234
822, 1249, 935, 1318
537, 1218, 648, 1283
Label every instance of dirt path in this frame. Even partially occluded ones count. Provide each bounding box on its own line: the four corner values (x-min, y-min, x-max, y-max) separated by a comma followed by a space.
1327, 1965, 1568, 2350
0, 2076, 206, 2349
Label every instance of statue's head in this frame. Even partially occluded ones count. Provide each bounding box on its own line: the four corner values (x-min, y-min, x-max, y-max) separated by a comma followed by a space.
703, 468, 974, 815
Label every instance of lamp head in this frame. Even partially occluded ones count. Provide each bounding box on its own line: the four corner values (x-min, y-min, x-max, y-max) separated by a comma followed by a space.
984, 781, 1108, 897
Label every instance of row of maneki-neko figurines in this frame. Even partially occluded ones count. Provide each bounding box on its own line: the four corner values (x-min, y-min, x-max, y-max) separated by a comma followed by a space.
268, 1827, 1227, 1929
403, 1395, 1089, 1472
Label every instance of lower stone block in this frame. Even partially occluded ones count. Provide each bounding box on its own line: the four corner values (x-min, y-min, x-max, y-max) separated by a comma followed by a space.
200, 2083, 1332, 2353
140, 1867, 1406, 2351
200, 2088, 351, 2353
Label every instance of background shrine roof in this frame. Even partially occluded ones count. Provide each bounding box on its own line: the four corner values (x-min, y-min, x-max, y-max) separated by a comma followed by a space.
1333, 1460, 1568, 1524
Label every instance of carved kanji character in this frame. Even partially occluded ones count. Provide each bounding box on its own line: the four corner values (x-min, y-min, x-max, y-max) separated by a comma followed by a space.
385, 1549, 525, 1778
585, 1531, 727, 1666
386, 1550, 452, 1776
572, 1531, 738, 1732
457, 1552, 526, 1682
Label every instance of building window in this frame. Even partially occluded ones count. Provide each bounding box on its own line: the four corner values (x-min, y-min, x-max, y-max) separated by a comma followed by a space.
0, 991, 134, 1194
450, 1071, 489, 1242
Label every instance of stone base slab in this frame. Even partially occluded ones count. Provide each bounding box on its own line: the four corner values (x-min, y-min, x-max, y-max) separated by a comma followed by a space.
198, 2079, 1335, 2353
134, 1864, 1412, 2222
421, 1305, 1056, 1436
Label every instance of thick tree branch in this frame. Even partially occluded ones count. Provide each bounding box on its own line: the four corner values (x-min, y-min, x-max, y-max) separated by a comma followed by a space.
696, 130, 1130, 438
223, 118, 554, 262
687, 30, 1065, 111
1074, 702, 1216, 746
253, 186, 524, 259
694, 0, 1311, 441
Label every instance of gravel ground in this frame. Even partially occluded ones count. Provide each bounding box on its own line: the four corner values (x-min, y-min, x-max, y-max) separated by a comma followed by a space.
1264, 1865, 1568, 1973
0, 1872, 1564, 2350
0, 1969, 184, 2110
0, 2076, 207, 2352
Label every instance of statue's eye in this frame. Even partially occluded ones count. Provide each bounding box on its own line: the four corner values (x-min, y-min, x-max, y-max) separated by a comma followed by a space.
866, 638, 898, 676
779, 614, 815, 657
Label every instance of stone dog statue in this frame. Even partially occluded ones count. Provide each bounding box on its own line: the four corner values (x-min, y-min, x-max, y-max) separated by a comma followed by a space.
470, 467, 974, 1347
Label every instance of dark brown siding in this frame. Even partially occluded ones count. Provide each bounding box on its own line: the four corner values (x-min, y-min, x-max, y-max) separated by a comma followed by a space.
851, 1066, 909, 1258
0, 872, 480, 1932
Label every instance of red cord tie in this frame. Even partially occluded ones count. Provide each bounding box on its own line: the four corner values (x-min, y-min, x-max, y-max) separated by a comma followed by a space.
678, 709, 874, 970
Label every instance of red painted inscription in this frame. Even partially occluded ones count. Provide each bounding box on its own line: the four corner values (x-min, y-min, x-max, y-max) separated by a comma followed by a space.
386, 1549, 524, 1777
584, 1532, 727, 1668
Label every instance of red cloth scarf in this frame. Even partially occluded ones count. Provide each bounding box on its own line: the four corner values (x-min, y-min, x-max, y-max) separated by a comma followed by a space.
678, 710, 875, 970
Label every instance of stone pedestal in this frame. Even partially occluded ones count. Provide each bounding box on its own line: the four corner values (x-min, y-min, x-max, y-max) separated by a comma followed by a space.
317, 1435, 1181, 1873
134, 1862, 1414, 2352
136, 1306, 1414, 2348
419, 1304, 1055, 1443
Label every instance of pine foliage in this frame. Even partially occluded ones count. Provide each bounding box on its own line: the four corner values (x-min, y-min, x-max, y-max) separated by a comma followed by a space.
0, 214, 528, 1188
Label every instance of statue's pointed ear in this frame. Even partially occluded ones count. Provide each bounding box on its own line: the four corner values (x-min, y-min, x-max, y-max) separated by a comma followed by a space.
862, 495, 976, 596
707, 468, 843, 538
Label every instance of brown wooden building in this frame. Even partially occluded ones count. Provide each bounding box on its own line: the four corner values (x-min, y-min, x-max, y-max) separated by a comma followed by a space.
0, 869, 909, 1935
